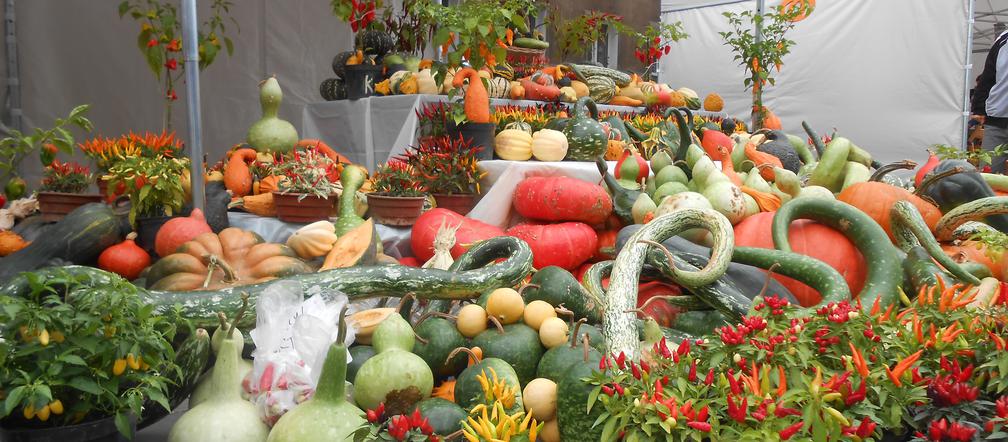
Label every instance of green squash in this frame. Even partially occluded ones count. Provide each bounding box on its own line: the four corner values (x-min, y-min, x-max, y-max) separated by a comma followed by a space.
353, 314, 434, 415
454, 357, 523, 413
586, 76, 616, 104
523, 266, 602, 323
347, 345, 376, 383
471, 323, 544, 386
413, 317, 468, 380
563, 97, 608, 161
416, 398, 467, 435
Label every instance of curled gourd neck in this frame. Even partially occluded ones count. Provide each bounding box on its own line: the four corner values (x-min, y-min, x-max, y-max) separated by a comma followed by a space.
573, 97, 599, 120
209, 336, 245, 400
868, 160, 917, 182
914, 166, 965, 196
259, 77, 283, 118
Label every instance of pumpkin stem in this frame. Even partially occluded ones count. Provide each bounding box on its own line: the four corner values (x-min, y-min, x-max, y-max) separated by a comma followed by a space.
554, 305, 575, 321
868, 160, 917, 182
446, 346, 481, 365
914, 167, 966, 197
569, 318, 588, 348
414, 311, 457, 326
414, 330, 429, 345
126, 232, 138, 242
398, 293, 416, 315
487, 316, 505, 334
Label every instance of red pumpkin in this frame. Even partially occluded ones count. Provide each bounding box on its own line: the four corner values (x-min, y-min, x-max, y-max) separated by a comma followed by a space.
594, 229, 619, 261
506, 222, 597, 270
836, 182, 940, 242
701, 129, 734, 159
943, 241, 1003, 280
411, 208, 505, 263
915, 151, 940, 188
155, 208, 213, 258
399, 256, 421, 267
98, 232, 151, 280
734, 211, 866, 307
512, 176, 613, 225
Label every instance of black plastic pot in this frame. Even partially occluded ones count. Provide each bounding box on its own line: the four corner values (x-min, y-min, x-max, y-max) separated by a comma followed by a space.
136, 215, 173, 257
344, 65, 384, 100
447, 121, 496, 161
0, 416, 134, 442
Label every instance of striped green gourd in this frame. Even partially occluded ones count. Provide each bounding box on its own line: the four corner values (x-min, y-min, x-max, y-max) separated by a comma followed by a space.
569, 63, 631, 87
585, 76, 616, 104
934, 196, 1008, 241
889, 200, 981, 285
562, 97, 608, 161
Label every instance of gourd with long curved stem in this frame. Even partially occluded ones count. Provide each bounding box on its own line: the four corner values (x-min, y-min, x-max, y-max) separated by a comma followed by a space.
935, 196, 1008, 241
889, 200, 981, 285
451, 68, 490, 124
604, 208, 734, 357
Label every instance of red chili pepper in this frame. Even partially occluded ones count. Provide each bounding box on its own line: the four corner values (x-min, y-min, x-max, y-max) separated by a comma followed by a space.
727, 369, 742, 395
704, 368, 715, 385
678, 339, 691, 356
640, 360, 650, 374
696, 406, 709, 422
779, 421, 804, 440
601, 385, 614, 396
615, 351, 626, 370
688, 359, 698, 382
687, 421, 711, 432
613, 383, 625, 396
631, 362, 641, 380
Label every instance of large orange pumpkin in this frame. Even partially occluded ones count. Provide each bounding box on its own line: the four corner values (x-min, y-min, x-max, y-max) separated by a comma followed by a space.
735, 211, 866, 306
837, 161, 942, 243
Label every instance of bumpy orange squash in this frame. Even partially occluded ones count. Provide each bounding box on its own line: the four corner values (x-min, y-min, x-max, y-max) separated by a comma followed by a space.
145, 227, 313, 290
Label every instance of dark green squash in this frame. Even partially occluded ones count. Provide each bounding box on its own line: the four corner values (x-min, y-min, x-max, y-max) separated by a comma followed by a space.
0, 203, 129, 283
471, 323, 544, 386
544, 117, 569, 132
355, 28, 395, 57
415, 398, 467, 435
347, 345, 377, 383
413, 316, 468, 381
453, 356, 523, 413
562, 97, 608, 161
524, 266, 601, 323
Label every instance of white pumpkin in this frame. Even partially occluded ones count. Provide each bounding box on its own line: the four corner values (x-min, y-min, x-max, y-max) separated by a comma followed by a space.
495, 129, 534, 161
531, 129, 568, 162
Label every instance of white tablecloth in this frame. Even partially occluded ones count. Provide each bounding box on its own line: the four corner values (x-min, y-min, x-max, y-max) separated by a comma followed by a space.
301, 95, 652, 171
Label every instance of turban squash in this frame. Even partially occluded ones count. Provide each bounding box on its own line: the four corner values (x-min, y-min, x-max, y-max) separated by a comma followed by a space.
145, 227, 313, 291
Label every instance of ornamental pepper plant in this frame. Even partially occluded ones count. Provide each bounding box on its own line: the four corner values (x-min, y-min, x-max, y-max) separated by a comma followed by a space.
355, 403, 443, 441
371, 159, 427, 198
39, 161, 93, 194
402, 136, 486, 195
0, 269, 183, 438
271, 147, 343, 200
586, 280, 1008, 440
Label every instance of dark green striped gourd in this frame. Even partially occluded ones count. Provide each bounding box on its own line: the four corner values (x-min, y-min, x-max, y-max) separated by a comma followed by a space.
563, 97, 607, 161
586, 76, 616, 104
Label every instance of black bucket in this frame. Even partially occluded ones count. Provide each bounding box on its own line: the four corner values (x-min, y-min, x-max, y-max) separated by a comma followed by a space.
447, 122, 496, 161
136, 215, 173, 257
0, 416, 134, 442
344, 65, 384, 100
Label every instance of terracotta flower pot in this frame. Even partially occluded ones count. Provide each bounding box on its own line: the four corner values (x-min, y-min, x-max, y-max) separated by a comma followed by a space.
272, 192, 336, 223
433, 193, 477, 215
367, 193, 426, 226
37, 191, 103, 222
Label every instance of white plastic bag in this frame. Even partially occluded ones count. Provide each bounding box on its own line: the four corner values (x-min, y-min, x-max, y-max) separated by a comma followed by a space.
243, 280, 356, 426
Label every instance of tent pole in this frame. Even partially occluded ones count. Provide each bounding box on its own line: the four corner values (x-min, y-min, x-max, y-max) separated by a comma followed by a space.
963, 0, 977, 150
182, 0, 205, 212
4, 0, 21, 133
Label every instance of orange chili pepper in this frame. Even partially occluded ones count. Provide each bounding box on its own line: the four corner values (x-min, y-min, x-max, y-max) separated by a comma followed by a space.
777, 365, 787, 398
879, 304, 896, 323
913, 315, 923, 344
888, 350, 924, 385
990, 332, 1006, 350
885, 365, 902, 387
506, 28, 514, 46
928, 323, 936, 342
849, 342, 869, 378
870, 297, 882, 316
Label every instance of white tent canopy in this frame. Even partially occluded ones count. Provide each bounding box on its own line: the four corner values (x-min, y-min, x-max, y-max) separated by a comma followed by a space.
659, 0, 972, 165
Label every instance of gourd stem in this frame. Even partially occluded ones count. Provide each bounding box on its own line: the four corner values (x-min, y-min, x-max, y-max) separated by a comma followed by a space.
756, 263, 781, 299
914, 167, 965, 197
446, 346, 481, 365
554, 306, 575, 322
868, 160, 918, 182
487, 316, 505, 334
801, 121, 824, 159
890, 201, 981, 285
568, 318, 587, 349
582, 333, 591, 362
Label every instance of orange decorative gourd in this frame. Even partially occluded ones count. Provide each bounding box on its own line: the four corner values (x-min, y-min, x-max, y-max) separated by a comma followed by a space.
745, 140, 783, 181
224, 148, 257, 197
258, 175, 283, 195
155, 208, 213, 257
762, 108, 782, 130
431, 379, 456, 402
451, 68, 490, 124
98, 232, 151, 280
836, 161, 941, 242
943, 241, 1003, 280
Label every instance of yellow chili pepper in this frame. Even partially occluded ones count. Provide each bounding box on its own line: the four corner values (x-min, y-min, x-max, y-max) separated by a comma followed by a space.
821, 392, 842, 402
50, 330, 65, 343
127, 354, 140, 371
104, 325, 117, 337
23, 404, 35, 420
49, 400, 63, 415
809, 367, 822, 397
38, 329, 50, 347
36, 405, 50, 422
824, 406, 850, 427
113, 358, 127, 376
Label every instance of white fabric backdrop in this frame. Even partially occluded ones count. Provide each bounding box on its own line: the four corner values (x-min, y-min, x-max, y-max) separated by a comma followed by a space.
660, 0, 969, 165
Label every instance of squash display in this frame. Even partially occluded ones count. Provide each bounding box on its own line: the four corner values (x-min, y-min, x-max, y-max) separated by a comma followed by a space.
563, 97, 608, 161
495, 129, 534, 160
512, 176, 613, 225
531, 129, 568, 161
155, 209, 214, 258
146, 227, 313, 291
837, 161, 941, 242
506, 222, 598, 271
247, 76, 299, 153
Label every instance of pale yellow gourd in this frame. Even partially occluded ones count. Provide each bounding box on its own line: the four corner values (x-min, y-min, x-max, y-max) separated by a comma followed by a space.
286, 220, 339, 260
531, 129, 568, 162
495, 129, 534, 161
415, 69, 439, 95
558, 86, 577, 103
570, 81, 590, 98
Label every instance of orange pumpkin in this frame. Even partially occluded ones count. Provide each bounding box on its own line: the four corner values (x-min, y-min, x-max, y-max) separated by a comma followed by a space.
943, 241, 1004, 280
837, 161, 942, 242
258, 175, 283, 195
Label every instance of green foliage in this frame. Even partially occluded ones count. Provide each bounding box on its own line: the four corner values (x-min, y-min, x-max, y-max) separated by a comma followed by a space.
0, 105, 92, 190
933, 143, 1008, 168
719, 3, 808, 128
552, 11, 626, 61
372, 159, 426, 197
419, 0, 539, 70
0, 269, 181, 437
104, 156, 190, 226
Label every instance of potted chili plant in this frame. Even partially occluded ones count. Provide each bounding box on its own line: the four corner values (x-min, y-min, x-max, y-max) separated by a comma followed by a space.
271, 147, 341, 223
366, 158, 427, 226
103, 156, 191, 254
404, 136, 485, 215
79, 131, 185, 203
0, 269, 182, 441
36, 161, 101, 222
0, 105, 91, 203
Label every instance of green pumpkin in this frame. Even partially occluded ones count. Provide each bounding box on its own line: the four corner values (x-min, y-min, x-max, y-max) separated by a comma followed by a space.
562, 97, 608, 161
586, 76, 616, 104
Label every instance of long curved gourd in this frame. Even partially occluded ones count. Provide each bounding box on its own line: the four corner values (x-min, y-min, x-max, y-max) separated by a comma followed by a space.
605, 208, 734, 357
1, 237, 533, 330
935, 196, 1008, 241
451, 68, 490, 124
640, 250, 750, 321
772, 198, 903, 309
731, 247, 850, 305
889, 200, 981, 285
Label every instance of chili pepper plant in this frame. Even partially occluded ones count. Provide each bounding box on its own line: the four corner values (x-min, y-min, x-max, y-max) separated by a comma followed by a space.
371, 159, 427, 198
0, 269, 184, 438
39, 161, 93, 194
402, 136, 486, 196
271, 147, 343, 201
354, 403, 443, 441
587, 280, 1008, 441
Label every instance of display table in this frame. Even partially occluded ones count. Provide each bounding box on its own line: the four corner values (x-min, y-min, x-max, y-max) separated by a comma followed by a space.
301, 95, 653, 171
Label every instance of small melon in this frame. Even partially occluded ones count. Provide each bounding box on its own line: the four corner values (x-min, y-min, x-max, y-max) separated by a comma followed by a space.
486, 288, 525, 325
457, 304, 489, 338
538, 317, 569, 349
523, 300, 557, 331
